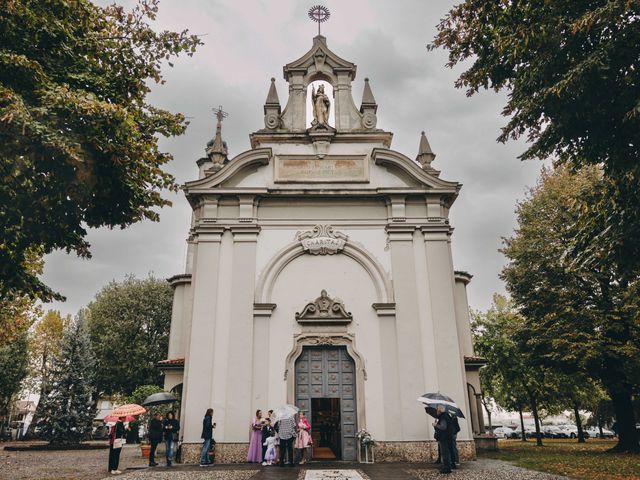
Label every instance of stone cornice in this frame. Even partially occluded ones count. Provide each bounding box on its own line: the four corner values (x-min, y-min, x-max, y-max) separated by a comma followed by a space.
249, 130, 393, 149
454, 270, 473, 285
372, 302, 396, 316
372, 148, 461, 199
184, 147, 272, 191
167, 274, 191, 287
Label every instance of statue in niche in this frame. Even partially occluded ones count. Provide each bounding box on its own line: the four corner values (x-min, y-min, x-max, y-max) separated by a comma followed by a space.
311, 84, 331, 127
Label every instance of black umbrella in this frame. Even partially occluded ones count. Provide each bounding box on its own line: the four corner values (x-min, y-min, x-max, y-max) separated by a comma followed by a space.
417, 392, 465, 418
142, 392, 178, 406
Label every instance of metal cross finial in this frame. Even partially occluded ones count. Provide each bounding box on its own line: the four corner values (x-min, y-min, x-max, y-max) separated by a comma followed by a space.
212, 105, 228, 124
308, 5, 330, 36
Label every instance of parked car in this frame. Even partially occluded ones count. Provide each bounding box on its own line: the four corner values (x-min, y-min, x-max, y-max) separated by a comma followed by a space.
493, 427, 517, 439
585, 427, 615, 438
542, 425, 568, 438
557, 425, 590, 439
514, 425, 541, 439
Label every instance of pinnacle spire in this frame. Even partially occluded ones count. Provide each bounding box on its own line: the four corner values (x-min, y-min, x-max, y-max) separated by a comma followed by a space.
265, 77, 280, 108
416, 130, 437, 171
205, 106, 229, 170
360, 77, 377, 113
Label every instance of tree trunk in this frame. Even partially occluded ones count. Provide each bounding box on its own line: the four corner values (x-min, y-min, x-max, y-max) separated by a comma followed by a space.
518, 405, 527, 442
530, 395, 543, 447
597, 412, 604, 438
608, 386, 640, 452
481, 397, 493, 435
573, 402, 585, 443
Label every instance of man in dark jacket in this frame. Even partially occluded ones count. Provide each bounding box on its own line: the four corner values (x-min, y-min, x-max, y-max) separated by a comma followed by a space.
200, 408, 215, 466
449, 412, 461, 468
432, 405, 453, 474
148, 413, 163, 467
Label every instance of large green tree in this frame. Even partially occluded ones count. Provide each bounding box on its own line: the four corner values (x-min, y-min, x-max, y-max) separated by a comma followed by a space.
87, 275, 172, 396
430, 0, 640, 288
501, 165, 640, 452
0, 0, 201, 301
472, 294, 552, 446
38, 312, 95, 445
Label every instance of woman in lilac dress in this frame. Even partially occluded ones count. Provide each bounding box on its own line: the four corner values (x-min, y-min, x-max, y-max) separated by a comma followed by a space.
247, 409, 264, 462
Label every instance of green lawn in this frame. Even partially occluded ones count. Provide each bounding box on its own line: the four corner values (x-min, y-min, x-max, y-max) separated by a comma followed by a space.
480, 439, 640, 480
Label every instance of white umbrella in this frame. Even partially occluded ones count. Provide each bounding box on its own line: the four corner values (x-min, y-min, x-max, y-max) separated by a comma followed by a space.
271, 404, 299, 423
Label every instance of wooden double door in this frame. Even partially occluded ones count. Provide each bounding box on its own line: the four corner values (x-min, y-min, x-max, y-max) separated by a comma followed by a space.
295, 346, 357, 460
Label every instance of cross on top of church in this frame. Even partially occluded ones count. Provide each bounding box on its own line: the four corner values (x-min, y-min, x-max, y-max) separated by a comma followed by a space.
212, 105, 228, 124
308, 5, 330, 36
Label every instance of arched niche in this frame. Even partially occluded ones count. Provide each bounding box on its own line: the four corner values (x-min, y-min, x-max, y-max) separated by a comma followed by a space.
255, 239, 393, 305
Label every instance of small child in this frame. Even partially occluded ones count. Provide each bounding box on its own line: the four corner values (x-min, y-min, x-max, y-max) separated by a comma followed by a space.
262, 432, 277, 466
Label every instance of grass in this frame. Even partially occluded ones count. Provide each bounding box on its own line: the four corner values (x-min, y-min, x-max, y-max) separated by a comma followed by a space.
480, 438, 640, 480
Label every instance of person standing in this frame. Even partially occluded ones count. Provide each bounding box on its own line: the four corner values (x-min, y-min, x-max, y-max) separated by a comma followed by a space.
247, 410, 264, 462
261, 417, 274, 464
108, 416, 127, 475
433, 405, 453, 474
200, 408, 215, 466
148, 413, 163, 467
162, 411, 180, 467
449, 412, 461, 468
294, 411, 312, 465
276, 414, 297, 467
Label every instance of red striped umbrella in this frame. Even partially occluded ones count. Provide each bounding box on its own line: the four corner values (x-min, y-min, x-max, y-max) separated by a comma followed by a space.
110, 404, 146, 417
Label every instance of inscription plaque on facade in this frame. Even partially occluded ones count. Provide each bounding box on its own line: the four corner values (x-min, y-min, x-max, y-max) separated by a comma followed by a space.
275, 155, 368, 183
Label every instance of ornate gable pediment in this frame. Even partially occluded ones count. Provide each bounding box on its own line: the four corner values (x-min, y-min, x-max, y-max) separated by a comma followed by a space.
283, 35, 356, 81
295, 290, 352, 325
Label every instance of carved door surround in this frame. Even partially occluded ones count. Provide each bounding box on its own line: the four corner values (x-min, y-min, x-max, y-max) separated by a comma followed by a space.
284, 332, 367, 437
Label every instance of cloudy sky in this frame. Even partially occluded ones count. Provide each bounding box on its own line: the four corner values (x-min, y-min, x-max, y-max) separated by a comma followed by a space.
42, 0, 545, 317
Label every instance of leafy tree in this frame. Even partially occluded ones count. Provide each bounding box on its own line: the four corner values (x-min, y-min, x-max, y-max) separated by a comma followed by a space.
0, 332, 29, 420
501, 165, 640, 452
430, 1, 640, 278
24, 310, 69, 436
0, 253, 41, 419
472, 295, 552, 446
0, 0, 202, 301
38, 312, 95, 445
87, 275, 172, 396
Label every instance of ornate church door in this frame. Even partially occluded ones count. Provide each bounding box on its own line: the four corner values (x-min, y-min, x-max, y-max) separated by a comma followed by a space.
295, 346, 357, 460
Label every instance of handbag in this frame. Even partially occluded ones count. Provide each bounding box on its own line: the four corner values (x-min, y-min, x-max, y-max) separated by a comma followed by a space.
113, 437, 126, 449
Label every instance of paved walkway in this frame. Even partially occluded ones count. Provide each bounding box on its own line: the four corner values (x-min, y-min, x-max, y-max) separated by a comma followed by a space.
112, 459, 569, 480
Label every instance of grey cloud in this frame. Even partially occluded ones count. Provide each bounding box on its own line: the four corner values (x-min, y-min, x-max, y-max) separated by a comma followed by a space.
43, 0, 542, 316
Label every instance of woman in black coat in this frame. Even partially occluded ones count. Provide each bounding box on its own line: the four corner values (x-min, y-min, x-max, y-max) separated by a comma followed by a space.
162, 412, 180, 467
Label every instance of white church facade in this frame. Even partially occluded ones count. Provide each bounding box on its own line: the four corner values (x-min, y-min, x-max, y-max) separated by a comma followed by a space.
159, 34, 485, 463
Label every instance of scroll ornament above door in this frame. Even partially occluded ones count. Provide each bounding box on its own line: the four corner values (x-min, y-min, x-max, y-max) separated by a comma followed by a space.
296, 289, 353, 325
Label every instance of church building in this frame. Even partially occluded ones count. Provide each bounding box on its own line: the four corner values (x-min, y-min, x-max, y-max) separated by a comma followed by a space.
159, 32, 485, 463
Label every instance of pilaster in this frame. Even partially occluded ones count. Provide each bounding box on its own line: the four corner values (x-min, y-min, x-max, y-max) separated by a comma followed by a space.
225, 225, 260, 441
181, 227, 224, 443
421, 226, 471, 440
386, 224, 427, 440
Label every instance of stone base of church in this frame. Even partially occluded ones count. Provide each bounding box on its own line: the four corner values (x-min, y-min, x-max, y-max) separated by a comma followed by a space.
178, 440, 476, 464
372, 440, 476, 463
180, 442, 249, 464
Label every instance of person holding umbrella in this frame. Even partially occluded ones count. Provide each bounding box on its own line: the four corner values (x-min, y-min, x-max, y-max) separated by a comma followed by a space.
432, 405, 453, 474
108, 416, 128, 475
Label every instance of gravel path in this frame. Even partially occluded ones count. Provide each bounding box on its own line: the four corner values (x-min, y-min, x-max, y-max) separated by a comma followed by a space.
1, 444, 570, 480
407, 458, 569, 479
